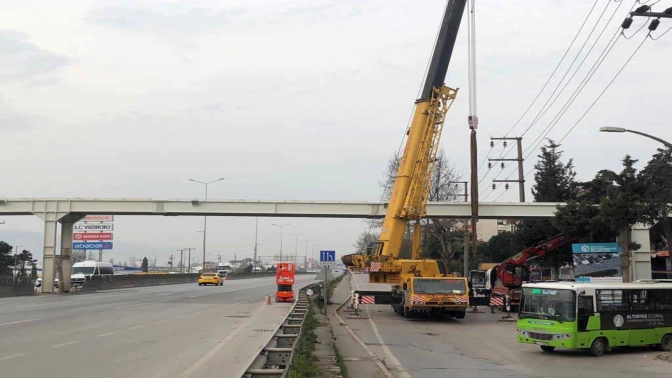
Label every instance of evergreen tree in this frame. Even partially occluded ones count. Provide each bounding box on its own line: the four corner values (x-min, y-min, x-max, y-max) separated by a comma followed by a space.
599, 155, 646, 282
17, 250, 33, 276
0, 241, 14, 276
639, 149, 672, 253
141, 257, 149, 273
531, 140, 577, 202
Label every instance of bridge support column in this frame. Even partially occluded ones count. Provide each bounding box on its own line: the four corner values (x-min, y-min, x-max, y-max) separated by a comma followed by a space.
35, 213, 59, 294
60, 222, 74, 292
631, 223, 652, 281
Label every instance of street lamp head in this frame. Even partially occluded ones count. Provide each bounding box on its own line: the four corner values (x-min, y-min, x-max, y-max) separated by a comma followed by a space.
599, 126, 626, 133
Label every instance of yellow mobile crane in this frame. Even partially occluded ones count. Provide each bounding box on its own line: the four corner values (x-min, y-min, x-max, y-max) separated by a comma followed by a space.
342, 0, 469, 319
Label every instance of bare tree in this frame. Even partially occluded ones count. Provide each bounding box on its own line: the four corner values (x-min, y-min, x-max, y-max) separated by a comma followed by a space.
366, 149, 463, 260
87, 251, 96, 260
353, 231, 378, 254
71, 251, 86, 263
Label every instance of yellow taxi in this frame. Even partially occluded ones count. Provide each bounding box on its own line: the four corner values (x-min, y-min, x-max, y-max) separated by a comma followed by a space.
198, 273, 223, 286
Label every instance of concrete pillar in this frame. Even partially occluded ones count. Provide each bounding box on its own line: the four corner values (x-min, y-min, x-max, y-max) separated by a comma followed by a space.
31, 200, 81, 294
631, 223, 652, 281
60, 222, 73, 292
36, 214, 59, 294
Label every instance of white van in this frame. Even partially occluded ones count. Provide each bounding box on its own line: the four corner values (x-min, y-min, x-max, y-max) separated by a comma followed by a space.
71, 261, 114, 286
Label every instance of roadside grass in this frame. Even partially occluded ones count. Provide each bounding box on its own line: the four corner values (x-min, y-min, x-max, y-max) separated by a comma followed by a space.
290, 303, 321, 378
334, 343, 350, 378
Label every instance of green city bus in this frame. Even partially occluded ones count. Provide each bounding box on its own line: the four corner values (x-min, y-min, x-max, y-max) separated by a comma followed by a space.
517, 281, 672, 356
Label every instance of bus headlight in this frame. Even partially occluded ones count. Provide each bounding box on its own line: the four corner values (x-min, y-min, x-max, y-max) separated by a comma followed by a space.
552, 334, 572, 340
516, 328, 529, 337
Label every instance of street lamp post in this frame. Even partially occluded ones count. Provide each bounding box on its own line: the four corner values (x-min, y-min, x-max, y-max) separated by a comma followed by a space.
302, 239, 313, 271
289, 233, 303, 263
188, 177, 225, 273
599, 127, 672, 148
272, 223, 291, 262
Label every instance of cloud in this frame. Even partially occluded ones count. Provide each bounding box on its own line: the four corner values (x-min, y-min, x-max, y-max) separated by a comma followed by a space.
87, 4, 247, 34
0, 30, 70, 81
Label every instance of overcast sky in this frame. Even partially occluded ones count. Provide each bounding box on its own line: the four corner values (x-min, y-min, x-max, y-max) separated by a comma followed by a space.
2, 0, 671, 264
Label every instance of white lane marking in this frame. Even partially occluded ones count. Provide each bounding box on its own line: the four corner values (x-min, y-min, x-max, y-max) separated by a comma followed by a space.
0, 319, 40, 327
0, 353, 25, 361
157, 293, 171, 296
52, 341, 78, 348
175, 315, 187, 319
353, 275, 411, 378
179, 304, 266, 378
113, 302, 153, 309
153, 320, 167, 325
96, 331, 118, 337
128, 325, 145, 330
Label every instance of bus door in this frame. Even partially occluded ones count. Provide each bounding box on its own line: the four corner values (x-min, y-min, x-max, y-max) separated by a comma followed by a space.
577, 295, 594, 332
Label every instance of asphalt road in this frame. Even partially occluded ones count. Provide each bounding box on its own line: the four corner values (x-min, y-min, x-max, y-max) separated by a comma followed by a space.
0, 275, 316, 378
344, 273, 671, 378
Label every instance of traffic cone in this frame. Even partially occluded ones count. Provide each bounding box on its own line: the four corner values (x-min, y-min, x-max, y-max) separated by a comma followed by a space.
266, 295, 272, 305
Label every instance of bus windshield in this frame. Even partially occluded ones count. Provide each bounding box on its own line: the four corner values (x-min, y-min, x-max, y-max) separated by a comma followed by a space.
413, 278, 466, 294
72, 267, 95, 275
520, 288, 576, 322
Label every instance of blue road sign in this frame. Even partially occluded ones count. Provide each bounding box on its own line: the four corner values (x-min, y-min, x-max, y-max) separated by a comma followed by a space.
572, 243, 621, 254
73, 242, 113, 250
320, 250, 336, 262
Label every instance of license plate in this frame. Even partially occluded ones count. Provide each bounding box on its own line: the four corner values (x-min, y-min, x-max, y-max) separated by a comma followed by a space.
534, 341, 548, 346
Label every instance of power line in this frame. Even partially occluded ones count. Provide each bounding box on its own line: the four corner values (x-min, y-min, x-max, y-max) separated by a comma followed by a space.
504, 0, 603, 139
559, 32, 649, 143
519, 0, 622, 141
475, 0, 603, 180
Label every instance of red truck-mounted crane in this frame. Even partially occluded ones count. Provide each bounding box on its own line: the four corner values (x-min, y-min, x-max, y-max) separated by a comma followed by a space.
487, 234, 576, 310
275, 263, 296, 303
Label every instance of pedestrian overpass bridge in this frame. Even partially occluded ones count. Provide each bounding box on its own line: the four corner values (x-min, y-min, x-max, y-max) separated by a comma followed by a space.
0, 198, 652, 292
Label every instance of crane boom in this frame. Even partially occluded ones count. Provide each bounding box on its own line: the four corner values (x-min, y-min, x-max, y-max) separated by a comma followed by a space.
342, 0, 467, 284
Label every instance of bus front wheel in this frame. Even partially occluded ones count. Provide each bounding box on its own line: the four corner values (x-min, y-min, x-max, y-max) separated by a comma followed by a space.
540, 345, 555, 352
589, 337, 607, 357
660, 334, 672, 351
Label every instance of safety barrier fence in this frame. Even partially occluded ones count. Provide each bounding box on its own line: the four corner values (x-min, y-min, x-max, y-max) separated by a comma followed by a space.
0, 271, 314, 297
242, 283, 318, 377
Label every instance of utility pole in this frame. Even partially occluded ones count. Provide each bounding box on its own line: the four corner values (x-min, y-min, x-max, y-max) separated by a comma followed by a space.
290, 233, 303, 264
450, 181, 469, 202
254, 217, 259, 272
185, 248, 194, 273
467, 0, 479, 266
488, 137, 525, 202
178, 249, 184, 274
169, 255, 174, 273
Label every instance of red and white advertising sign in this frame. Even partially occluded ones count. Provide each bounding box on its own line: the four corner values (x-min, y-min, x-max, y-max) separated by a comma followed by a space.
83, 215, 114, 222
73, 232, 113, 241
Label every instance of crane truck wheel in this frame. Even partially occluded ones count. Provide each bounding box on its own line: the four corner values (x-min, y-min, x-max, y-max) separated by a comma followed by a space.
454, 311, 466, 319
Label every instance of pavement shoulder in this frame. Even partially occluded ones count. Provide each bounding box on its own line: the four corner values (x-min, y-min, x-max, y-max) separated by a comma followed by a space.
323, 274, 390, 378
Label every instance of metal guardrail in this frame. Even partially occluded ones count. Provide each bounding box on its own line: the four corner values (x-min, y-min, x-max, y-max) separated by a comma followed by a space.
242, 283, 316, 377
